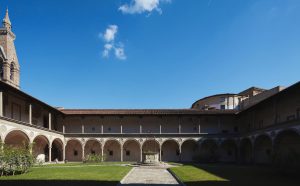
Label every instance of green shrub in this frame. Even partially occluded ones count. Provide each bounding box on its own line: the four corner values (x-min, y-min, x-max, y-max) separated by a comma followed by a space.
84, 154, 106, 163
0, 142, 34, 176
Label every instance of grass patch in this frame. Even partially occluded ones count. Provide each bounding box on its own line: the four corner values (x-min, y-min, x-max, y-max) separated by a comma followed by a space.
0, 164, 131, 186
170, 164, 300, 186
36, 161, 133, 167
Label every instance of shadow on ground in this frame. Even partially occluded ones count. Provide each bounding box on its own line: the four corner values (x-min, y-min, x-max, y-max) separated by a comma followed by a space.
183, 163, 300, 186
118, 183, 178, 186
0, 180, 119, 186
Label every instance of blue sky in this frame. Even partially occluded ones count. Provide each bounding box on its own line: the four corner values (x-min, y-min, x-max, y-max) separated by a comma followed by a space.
0, 0, 299, 109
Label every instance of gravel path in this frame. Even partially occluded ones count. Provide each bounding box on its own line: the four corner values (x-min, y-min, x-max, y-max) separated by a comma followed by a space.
119, 166, 180, 186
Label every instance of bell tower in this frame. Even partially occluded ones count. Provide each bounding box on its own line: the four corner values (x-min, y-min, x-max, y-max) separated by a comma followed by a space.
0, 8, 20, 89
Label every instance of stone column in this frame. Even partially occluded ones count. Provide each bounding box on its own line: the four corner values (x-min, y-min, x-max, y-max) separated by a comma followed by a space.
120, 145, 123, 162
82, 124, 84, 134
101, 146, 104, 162
29, 104, 32, 124
49, 145, 52, 162
63, 145, 66, 162
48, 112, 52, 130
140, 145, 143, 162
271, 136, 275, 157
63, 125, 65, 133
101, 125, 103, 134
159, 145, 162, 162
0, 91, 3, 117
82, 144, 85, 161
198, 124, 201, 134
237, 140, 241, 164
29, 144, 33, 155
179, 144, 182, 162
251, 138, 255, 164
159, 125, 162, 134
120, 125, 123, 134
140, 125, 142, 134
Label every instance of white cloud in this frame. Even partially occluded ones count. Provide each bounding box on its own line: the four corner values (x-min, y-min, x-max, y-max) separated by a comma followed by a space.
102, 43, 113, 58
100, 25, 126, 60
115, 44, 127, 60
103, 25, 118, 42
119, 0, 171, 15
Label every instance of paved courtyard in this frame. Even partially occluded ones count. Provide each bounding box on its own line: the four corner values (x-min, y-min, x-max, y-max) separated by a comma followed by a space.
119, 166, 180, 186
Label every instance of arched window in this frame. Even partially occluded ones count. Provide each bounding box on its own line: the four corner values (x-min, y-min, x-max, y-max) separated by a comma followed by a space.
10, 63, 14, 81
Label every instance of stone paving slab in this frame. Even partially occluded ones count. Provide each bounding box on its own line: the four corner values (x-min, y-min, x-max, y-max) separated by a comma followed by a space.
119, 166, 180, 185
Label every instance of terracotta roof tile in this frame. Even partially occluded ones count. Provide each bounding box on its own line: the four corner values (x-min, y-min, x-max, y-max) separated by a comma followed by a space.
60, 109, 237, 115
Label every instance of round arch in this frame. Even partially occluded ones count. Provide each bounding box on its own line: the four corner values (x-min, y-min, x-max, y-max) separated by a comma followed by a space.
161, 139, 180, 162
142, 139, 160, 153
181, 139, 199, 162
52, 138, 64, 161
4, 129, 30, 149
32, 135, 49, 162
65, 139, 83, 162
254, 134, 272, 164
199, 139, 218, 163
240, 138, 253, 164
219, 139, 237, 163
274, 129, 300, 167
84, 139, 102, 158
103, 139, 121, 162
123, 139, 141, 162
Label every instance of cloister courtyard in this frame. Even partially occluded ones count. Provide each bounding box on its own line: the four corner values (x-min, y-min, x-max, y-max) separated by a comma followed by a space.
0, 1, 300, 186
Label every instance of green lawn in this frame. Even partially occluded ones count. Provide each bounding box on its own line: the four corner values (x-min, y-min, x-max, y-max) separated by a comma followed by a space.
37, 161, 134, 167
0, 163, 132, 186
170, 164, 300, 186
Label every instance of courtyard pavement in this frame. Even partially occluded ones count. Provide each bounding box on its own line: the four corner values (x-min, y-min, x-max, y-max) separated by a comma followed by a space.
119, 165, 181, 186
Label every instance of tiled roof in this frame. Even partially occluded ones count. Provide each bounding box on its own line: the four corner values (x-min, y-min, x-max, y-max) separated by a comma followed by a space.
60, 109, 237, 115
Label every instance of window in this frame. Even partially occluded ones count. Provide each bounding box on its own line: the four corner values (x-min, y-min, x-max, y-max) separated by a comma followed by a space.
108, 127, 111, 132
74, 150, 78, 156
10, 63, 14, 80
43, 115, 49, 128
126, 150, 130, 156
92, 127, 95, 132
220, 105, 226, 110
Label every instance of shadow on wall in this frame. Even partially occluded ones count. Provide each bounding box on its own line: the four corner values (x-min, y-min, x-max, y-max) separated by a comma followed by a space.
0, 180, 119, 186
181, 164, 300, 186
